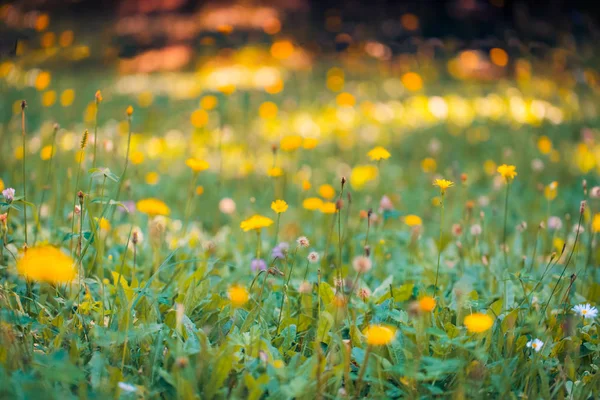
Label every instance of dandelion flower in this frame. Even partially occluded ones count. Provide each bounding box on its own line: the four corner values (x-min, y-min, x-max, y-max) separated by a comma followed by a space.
404, 215, 422, 227
126, 105, 134, 116
572, 303, 598, 319
186, 158, 210, 173
433, 179, 454, 194
367, 146, 391, 161
280, 135, 303, 152
240, 215, 274, 232
497, 164, 517, 182
418, 296, 436, 312
303, 138, 318, 149
219, 198, 236, 214
302, 197, 323, 211
363, 324, 396, 345
267, 167, 284, 177
136, 198, 170, 216
318, 184, 335, 200
308, 251, 320, 263
526, 338, 544, 352
17, 246, 76, 284
228, 285, 249, 307
297, 236, 310, 248
464, 313, 494, 333
320, 202, 337, 214
271, 199, 288, 213
352, 255, 372, 273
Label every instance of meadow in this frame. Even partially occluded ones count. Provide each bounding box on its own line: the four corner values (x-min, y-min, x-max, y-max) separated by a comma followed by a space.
1, 8, 600, 399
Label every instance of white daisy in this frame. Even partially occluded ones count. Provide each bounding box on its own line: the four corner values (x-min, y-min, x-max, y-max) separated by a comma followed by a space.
526, 338, 544, 352
572, 303, 598, 319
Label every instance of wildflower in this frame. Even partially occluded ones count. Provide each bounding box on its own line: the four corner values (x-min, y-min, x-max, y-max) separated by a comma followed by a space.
352, 255, 372, 273
228, 285, 249, 307
320, 202, 337, 214
219, 198, 236, 214
240, 215, 273, 232
301, 180, 311, 191
0, 178, 3, 192
404, 214, 422, 227
367, 146, 391, 161
470, 224, 482, 236
531, 158, 544, 172
271, 244, 287, 259
318, 184, 335, 200
452, 224, 462, 236
544, 181, 558, 201
297, 236, 310, 248
0, 213, 7, 226
126, 105, 134, 116
358, 287, 371, 300
2, 188, 15, 203
526, 338, 544, 352
572, 303, 598, 319
433, 179, 454, 194
196, 186, 204, 196
350, 165, 378, 190
185, 158, 210, 173
302, 197, 323, 211
271, 199, 288, 213
95, 90, 102, 103
74, 205, 81, 215
379, 195, 394, 211
303, 138, 318, 149
590, 186, 600, 199
251, 259, 267, 272
96, 217, 111, 232
418, 296, 436, 312
267, 167, 284, 177
298, 281, 312, 293
363, 324, 396, 345
136, 198, 170, 216
17, 246, 76, 284
497, 164, 517, 182
280, 135, 303, 152
593, 214, 600, 233
308, 252, 320, 263
464, 313, 494, 333
547, 216, 562, 230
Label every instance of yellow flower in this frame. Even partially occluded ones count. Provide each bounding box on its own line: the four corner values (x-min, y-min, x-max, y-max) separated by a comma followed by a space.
418, 296, 436, 312
95, 90, 103, 103
196, 186, 204, 196
544, 181, 558, 201
145, 172, 159, 185
96, 217, 111, 232
537, 136, 552, 154
464, 313, 494, 333
350, 165, 378, 190
240, 215, 274, 232
497, 164, 517, 182
130, 151, 144, 165
186, 158, 210, 173
280, 135, 303, 152
421, 157, 437, 173
404, 215, 422, 227
433, 179, 454, 194
200, 95, 218, 110
0, 178, 4, 192
228, 285, 249, 307
592, 214, 600, 233
40, 145, 53, 160
302, 197, 323, 211
136, 198, 170, 216
303, 138, 318, 149
367, 146, 391, 161
267, 167, 284, 177
318, 184, 335, 200
17, 246, 76, 284
363, 324, 396, 346
320, 202, 337, 214
302, 180, 311, 191
271, 199, 288, 214
126, 105, 134, 116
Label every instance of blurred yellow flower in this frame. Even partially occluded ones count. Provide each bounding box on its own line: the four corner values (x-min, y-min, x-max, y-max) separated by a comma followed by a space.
593, 214, 600, 233
421, 157, 436, 173
41, 90, 56, 107
17, 246, 76, 284
14, 146, 24, 160
302, 197, 323, 211
267, 167, 284, 177
318, 184, 335, 200
363, 324, 396, 345
537, 136, 552, 154
40, 145, 53, 160
404, 215, 422, 227
544, 181, 558, 201
200, 95, 218, 110
419, 296, 436, 312
271, 200, 288, 214
350, 165, 378, 190
280, 135, 303, 152
483, 160, 497, 176
259, 102, 278, 119
145, 172, 159, 185
96, 217, 111, 232
336, 92, 356, 107
240, 215, 274, 231
401, 72, 423, 91
95, 90, 103, 103
464, 313, 494, 333
126, 105, 134, 116
60, 89, 75, 107
320, 202, 337, 214
190, 109, 209, 127
228, 285, 249, 307
302, 180, 311, 191
497, 164, 517, 181
137, 198, 170, 216
303, 138, 318, 149
367, 146, 391, 161
433, 179, 454, 194
130, 151, 144, 165
0, 178, 4, 192
196, 186, 204, 196
186, 158, 210, 173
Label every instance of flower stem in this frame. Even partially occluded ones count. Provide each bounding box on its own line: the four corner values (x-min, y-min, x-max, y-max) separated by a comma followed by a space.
434, 194, 445, 297
21, 102, 28, 246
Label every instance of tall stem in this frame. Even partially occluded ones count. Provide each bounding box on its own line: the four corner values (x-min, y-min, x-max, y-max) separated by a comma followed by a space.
434, 194, 445, 296
21, 102, 28, 246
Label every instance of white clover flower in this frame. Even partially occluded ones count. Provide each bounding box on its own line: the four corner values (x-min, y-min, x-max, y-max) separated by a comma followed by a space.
296, 236, 309, 248
572, 303, 598, 319
307, 251, 320, 263
526, 338, 544, 352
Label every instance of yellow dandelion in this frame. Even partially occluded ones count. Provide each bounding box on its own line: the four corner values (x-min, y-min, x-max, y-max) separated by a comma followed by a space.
433, 179, 454, 194
0, 178, 4, 192
367, 146, 391, 161
228, 285, 249, 307
136, 198, 170, 216
280, 135, 303, 152
320, 202, 337, 214
363, 324, 396, 346
404, 215, 422, 227
302, 197, 324, 211
421, 157, 437, 173
40, 145, 53, 161
544, 181, 558, 201
497, 164, 517, 182
145, 172, 159, 185
464, 313, 494, 333
302, 180, 311, 191
318, 184, 335, 200
240, 215, 274, 232
186, 158, 210, 173
267, 167, 284, 177
303, 138, 318, 149
418, 296, 436, 312
271, 200, 288, 214
17, 246, 76, 284
96, 217, 111, 232
350, 165, 379, 190
592, 214, 600, 233
130, 151, 144, 165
